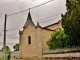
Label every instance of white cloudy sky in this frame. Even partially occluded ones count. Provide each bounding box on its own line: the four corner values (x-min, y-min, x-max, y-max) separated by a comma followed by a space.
0, 0, 66, 51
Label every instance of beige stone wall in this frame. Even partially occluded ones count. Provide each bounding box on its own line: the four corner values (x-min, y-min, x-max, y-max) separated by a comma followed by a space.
19, 24, 38, 58
42, 21, 62, 51
19, 33, 22, 57
37, 27, 43, 58
42, 29, 53, 51
19, 21, 62, 58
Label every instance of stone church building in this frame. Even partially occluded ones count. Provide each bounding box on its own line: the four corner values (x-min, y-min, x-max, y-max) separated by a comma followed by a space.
19, 11, 62, 58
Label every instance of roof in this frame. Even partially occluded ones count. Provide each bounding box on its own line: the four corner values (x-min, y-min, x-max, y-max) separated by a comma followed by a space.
44, 20, 61, 28
42, 27, 60, 31
19, 21, 61, 34
19, 11, 61, 34
23, 10, 35, 28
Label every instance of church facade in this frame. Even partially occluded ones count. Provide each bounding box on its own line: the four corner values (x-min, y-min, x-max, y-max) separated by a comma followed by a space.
19, 11, 62, 58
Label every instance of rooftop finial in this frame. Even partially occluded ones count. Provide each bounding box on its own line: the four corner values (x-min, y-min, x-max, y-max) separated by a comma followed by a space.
23, 8, 35, 28
37, 22, 41, 28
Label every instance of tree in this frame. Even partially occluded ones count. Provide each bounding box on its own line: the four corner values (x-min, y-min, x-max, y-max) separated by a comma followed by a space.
61, 0, 80, 46
13, 43, 19, 51
1, 46, 10, 52
1, 46, 11, 60
47, 29, 70, 50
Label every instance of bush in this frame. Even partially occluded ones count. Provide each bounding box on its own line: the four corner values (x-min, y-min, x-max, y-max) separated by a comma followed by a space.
0, 55, 4, 60
47, 29, 71, 50
1, 46, 11, 60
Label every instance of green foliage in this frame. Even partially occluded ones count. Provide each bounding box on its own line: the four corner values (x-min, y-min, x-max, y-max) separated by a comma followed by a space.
13, 43, 19, 51
0, 50, 2, 52
61, 0, 80, 46
1, 46, 11, 60
6, 52, 11, 60
47, 29, 71, 50
0, 55, 4, 60
1, 46, 10, 52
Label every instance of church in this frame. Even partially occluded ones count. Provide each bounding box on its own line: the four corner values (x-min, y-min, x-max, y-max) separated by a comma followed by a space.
19, 10, 62, 58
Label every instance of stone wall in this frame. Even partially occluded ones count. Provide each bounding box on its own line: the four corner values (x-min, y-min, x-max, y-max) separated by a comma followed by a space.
42, 29, 52, 51
19, 21, 62, 58
19, 24, 38, 58
42, 21, 62, 51
37, 27, 43, 58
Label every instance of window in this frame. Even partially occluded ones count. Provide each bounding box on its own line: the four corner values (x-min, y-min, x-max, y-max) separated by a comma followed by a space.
28, 36, 31, 44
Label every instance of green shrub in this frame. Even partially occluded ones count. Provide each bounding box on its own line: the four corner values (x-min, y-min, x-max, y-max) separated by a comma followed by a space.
1, 46, 11, 60
47, 29, 71, 50
0, 55, 4, 60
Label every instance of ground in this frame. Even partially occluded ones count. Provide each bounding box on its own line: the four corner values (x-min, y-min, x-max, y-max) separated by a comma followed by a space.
10, 58, 66, 60
10, 57, 80, 60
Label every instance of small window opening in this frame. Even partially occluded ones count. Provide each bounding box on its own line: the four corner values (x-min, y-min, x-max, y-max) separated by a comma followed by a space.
28, 36, 31, 44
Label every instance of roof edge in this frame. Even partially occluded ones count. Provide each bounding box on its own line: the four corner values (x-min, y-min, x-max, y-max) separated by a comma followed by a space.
44, 20, 61, 28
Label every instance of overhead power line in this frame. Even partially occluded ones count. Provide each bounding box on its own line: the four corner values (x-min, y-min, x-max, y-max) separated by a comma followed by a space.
6, 16, 61, 31
7, 9, 29, 16
39, 17, 60, 23
7, 27, 21, 31
30, 0, 54, 9
2, 0, 66, 31
6, 11, 65, 31
37, 12, 63, 22
7, 0, 54, 16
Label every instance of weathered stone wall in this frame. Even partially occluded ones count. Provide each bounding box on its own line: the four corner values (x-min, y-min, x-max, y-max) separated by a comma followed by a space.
43, 52, 80, 58
19, 21, 62, 58
19, 24, 38, 58
42, 29, 53, 51
37, 27, 43, 58
42, 21, 62, 51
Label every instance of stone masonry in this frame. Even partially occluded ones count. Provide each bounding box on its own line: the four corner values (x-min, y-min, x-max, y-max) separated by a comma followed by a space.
19, 11, 62, 58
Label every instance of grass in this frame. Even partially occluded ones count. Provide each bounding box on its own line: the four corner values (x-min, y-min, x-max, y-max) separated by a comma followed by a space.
11, 58, 67, 60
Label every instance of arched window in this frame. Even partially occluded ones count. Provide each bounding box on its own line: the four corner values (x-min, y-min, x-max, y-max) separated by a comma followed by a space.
28, 36, 31, 44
